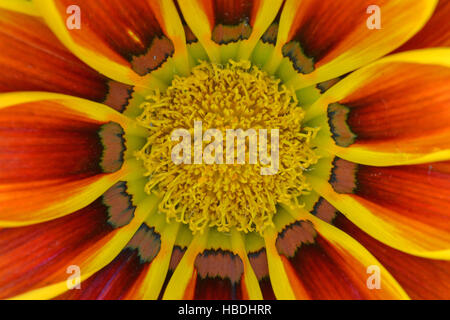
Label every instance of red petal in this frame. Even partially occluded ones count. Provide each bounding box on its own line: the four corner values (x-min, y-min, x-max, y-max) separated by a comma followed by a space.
343, 64, 450, 153
248, 249, 276, 300
0, 98, 126, 224
335, 213, 450, 300
0, 8, 134, 112
395, 0, 450, 52
192, 249, 245, 300
355, 162, 450, 237
56, 224, 161, 300
0, 181, 136, 299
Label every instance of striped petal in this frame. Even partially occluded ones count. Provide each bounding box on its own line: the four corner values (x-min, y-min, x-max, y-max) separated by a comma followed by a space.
163, 229, 262, 300
0, 182, 157, 299
395, 0, 450, 52
267, 208, 409, 299
177, 0, 283, 63
35, 0, 189, 87
306, 49, 450, 166
308, 157, 450, 259
265, 0, 437, 89
56, 222, 162, 300
335, 213, 450, 300
0, 8, 138, 113
0, 92, 140, 226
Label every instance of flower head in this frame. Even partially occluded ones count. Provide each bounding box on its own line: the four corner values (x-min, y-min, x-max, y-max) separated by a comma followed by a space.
0, 0, 449, 300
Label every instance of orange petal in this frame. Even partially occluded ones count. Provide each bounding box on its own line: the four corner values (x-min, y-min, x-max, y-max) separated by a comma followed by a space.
0, 93, 134, 226
309, 157, 450, 259
35, 0, 188, 86
0, 8, 136, 112
56, 223, 161, 300
307, 49, 450, 166
177, 0, 283, 62
266, 0, 437, 89
0, 181, 138, 299
335, 213, 450, 300
163, 229, 263, 300
274, 213, 408, 299
395, 0, 450, 52
191, 248, 251, 300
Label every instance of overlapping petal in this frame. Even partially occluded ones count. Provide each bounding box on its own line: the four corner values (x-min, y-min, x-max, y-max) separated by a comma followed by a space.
0, 92, 143, 226
265, 0, 437, 89
0, 8, 141, 113
263, 210, 408, 299
306, 49, 450, 166
163, 230, 262, 300
335, 213, 450, 299
34, 0, 189, 87
1, 187, 159, 299
177, 0, 284, 63
395, 0, 450, 52
308, 157, 450, 259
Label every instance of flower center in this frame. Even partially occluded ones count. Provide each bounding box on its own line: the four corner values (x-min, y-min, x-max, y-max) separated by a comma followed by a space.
136, 60, 319, 234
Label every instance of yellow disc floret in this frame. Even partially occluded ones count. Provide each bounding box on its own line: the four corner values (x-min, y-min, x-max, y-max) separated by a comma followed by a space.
136, 60, 319, 234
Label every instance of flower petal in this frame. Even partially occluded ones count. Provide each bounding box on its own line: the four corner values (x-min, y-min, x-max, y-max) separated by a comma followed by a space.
395, 0, 450, 52
56, 222, 162, 299
274, 209, 409, 299
0, 182, 155, 299
35, 0, 188, 87
177, 0, 283, 63
0, 92, 138, 226
0, 8, 140, 112
163, 229, 261, 300
308, 157, 450, 259
124, 222, 180, 300
335, 213, 450, 300
0, 0, 38, 16
247, 248, 276, 300
306, 49, 450, 166
266, 0, 437, 89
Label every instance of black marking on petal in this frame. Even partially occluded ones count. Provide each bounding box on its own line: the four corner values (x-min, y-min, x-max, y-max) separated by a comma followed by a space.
98, 122, 125, 173
275, 220, 317, 258
194, 249, 244, 300
103, 80, 134, 113
327, 102, 357, 147
260, 0, 285, 44
248, 248, 269, 280
174, 1, 198, 44
247, 248, 276, 299
169, 245, 187, 272
282, 41, 315, 74
261, 23, 279, 44
126, 223, 161, 263
158, 246, 187, 300
329, 157, 359, 194
184, 25, 198, 44
208, 0, 255, 45
211, 21, 252, 44
316, 77, 343, 93
195, 249, 244, 283
131, 36, 175, 76
102, 181, 136, 228
312, 197, 337, 223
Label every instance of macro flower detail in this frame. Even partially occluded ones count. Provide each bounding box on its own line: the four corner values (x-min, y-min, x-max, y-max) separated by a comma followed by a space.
0, 0, 449, 300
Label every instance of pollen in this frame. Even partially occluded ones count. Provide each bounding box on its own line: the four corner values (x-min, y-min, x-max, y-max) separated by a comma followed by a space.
136, 60, 319, 234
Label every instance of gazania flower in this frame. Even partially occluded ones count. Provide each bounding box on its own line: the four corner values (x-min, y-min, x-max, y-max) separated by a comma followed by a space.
0, 0, 449, 300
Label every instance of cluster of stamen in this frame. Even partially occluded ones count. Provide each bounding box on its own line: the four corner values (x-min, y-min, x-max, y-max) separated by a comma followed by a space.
136, 60, 319, 234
